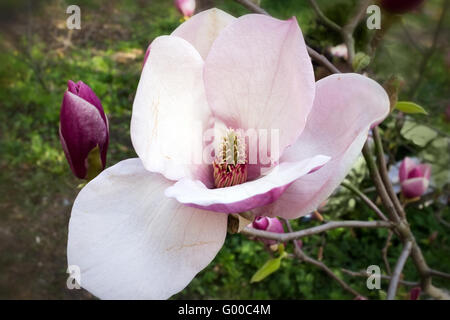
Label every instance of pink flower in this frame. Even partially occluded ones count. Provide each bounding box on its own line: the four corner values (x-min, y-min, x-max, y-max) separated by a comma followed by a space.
67, 9, 390, 299
252, 216, 284, 245
399, 157, 431, 198
175, 0, 195, 18
59, 80, 108, 179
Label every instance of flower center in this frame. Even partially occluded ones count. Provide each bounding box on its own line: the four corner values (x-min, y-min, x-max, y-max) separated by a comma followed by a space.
213, 129, 248, 188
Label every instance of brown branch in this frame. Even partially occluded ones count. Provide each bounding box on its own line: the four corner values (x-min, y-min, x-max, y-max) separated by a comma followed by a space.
283, 219, 364, 298
372, 127, 406, 219
382, 230, 393, 275
341, 181, 388, 221
234, 0, 341, 74
362, 142, 401, 223
341, 268, 418, 287
429, 269, 450, 280
387, 241, 413, 300
241, 220, 392, 242
307, 0, 341, 33
341, 0, 371, 63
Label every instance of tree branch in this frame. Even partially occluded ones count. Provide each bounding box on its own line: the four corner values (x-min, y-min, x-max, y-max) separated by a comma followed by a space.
341, 268, 418, 287
341, 0, 371, 63
307, 0, 341, 33
429, 269, 450, 280
283, 219, 364, 298
387, 241, 413, 300
382, 230, 393, 275
241, 220, 392, 242
362, 142, 401, 223
372, 127, 406, 219
341, 181, 388, 221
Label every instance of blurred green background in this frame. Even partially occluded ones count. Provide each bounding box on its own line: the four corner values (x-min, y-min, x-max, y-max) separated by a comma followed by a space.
0, 0, 449, 299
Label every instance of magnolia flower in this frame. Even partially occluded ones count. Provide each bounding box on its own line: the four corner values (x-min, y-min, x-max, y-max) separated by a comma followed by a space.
175, 0, 196, 18
399, 157, 431, 198
67, 9, 389, 299
252, 216, 284, 246
59, 80, 108, 179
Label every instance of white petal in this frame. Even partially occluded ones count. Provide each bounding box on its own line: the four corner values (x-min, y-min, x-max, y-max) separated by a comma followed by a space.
67, 158, 227, 299
172, 8, 236, 59
256, 73, 390, 219
131, 35, 212, 182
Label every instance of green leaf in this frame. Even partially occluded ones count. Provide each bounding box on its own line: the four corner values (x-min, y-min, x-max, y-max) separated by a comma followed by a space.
250, 257, 282, 283
401, 120, 437, 147
395, 101, 428, 115
352, 52, 371, 72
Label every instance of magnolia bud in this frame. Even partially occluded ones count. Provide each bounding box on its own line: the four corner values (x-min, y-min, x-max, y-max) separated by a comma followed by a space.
252, 216, 284, 246
409, 287, 421, 300
59, 80, 109, 180
174, 0, 196, 18
399, 157, 431, 198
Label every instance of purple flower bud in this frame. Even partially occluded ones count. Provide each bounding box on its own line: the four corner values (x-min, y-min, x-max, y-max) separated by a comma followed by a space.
252, 216, 284, 245
59, 80, 109, 179
409, 286, 421, 300
379, 0, 425, 14
399, 157, 431, 198
174, 0, 196, 18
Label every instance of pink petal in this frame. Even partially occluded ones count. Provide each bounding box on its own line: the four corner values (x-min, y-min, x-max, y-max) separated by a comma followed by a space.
204, 14, 315, 170
401, 177, 429, 198
174, 0, 196, 18
165, 155, 330, 213
416, 164, 431, 180
399, 157, 415, 182
254, 73, 390, 219
407, 167, 423, 179
171, 8, 236, 59
67, 158, 227, 299
131, 35, 212, 183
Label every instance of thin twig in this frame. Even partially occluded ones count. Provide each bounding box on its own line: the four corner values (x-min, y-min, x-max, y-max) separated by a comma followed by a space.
241, 220, 392, 242
341, 0, 371, 63
341, 268, 418, 287
401, 21, 425, 55
372, 127, 406, 219
362, 142, 401, 223
387, 241, 413, 300
409, 0, 448, 98
283, 219, 364, 298
382, 230, 393, 275
307, 0, 341, 33
341, 181, 388, 221
234, 0, 341, 74
429, 269, 450, 280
